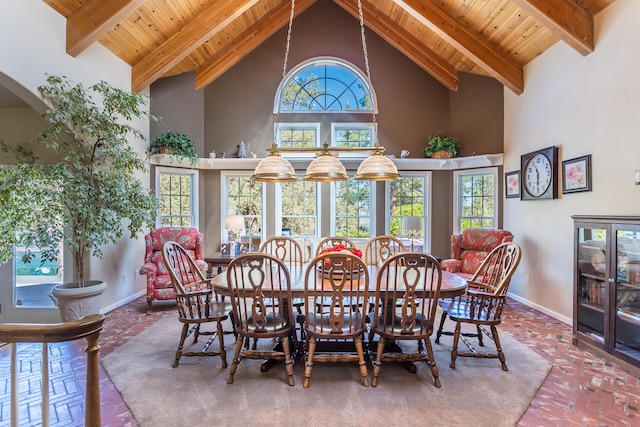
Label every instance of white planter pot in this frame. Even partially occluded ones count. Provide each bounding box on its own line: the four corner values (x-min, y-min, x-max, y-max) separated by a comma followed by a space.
50, 280, 107, 322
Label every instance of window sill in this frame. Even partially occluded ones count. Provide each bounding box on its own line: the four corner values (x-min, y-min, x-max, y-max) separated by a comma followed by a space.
149, 153, 504, 171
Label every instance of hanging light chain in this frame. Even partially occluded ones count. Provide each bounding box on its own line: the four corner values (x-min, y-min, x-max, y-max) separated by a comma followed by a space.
274, 0, 297, 144
357, 0, 376, 127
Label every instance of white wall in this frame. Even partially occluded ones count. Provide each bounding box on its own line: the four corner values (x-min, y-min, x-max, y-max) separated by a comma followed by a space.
0, 1, 150, 320
504, 0, 640, 323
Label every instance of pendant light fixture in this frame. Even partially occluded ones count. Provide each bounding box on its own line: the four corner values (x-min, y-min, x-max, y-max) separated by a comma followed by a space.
252, 0, 399, 183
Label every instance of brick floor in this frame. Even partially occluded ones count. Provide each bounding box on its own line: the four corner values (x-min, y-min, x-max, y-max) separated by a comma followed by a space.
1, 297, 640, 426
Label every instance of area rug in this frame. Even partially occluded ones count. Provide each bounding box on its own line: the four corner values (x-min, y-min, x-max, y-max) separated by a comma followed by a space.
102, 316, 551, 427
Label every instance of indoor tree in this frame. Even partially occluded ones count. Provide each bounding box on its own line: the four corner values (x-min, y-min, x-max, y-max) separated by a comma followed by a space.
0, 75, 159, 287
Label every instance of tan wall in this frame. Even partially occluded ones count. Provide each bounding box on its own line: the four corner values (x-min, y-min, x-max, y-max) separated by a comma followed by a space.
503, 0, 638, 322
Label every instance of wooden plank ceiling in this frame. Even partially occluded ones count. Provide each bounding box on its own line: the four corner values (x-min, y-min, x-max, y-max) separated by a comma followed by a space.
43, 0, 616, 94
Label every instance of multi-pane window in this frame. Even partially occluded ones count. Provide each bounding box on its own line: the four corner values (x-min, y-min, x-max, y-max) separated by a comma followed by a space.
387, 175, 429, 251
333, 179, 372, 238
276, 58, 374, 112
277, 124, 319, 149
454, 168, 497, 233
223, 174, 263, 246
280, 178, 318, 237
332, 123, 375, 150
156, 167, 198, 227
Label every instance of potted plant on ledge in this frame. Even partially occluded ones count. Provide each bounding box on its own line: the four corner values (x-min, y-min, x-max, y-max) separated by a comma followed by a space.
423, 132, 461, 159
149, 130, 199, 165
0, 75, 159, 321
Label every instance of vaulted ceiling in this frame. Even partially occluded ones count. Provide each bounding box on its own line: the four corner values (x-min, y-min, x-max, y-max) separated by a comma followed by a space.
43, 0, 616, 95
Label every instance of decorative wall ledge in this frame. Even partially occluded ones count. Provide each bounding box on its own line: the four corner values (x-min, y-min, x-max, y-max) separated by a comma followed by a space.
149, 153, 504, 171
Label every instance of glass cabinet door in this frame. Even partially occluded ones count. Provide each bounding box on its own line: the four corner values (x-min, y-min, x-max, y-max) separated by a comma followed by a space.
614, 227, 640, 356
576, 226, 607, 341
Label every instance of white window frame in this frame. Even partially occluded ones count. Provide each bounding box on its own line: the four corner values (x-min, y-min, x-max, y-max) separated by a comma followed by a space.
220, 170, 266, 243
329, 176, 376, 239
273, 56, 378, 114
275, 122, 321, 158
155, 166, 199, 228
330, 123, 377, 158
453, 167, 498, 234
385, 172, 432, 253
275, 176, 320, 238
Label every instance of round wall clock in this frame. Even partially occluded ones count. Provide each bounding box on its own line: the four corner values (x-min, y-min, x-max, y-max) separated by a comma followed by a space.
520, 146, 558, 200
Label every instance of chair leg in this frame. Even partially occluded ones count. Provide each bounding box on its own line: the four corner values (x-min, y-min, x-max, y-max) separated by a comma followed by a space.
476, 324, 484, 347
424, 338, 441, 388
281, 335, 295, 387
371, 336, 386, 388
354, 336, 369, 387
227, 336, 245, 384
193, 324, 200, 344
303, 336, 317, 388
435, 310, 448, 344
450, 321, 461, 369
146, 296, 153, 315
491, 325, 508, 371
216, 320, 227, 368
173, 323, 190, 368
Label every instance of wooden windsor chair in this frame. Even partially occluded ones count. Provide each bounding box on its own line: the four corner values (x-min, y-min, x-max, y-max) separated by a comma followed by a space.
226, 253, 297, 386
162, 241, 228, 368
302, 252, 370, 388
435, 242, 522, 371
364, 235, 407, 266
369, 252, 443, 387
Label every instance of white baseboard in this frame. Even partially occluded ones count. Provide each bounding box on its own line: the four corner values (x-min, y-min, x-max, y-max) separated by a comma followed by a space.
507, 292, 573, 326
101, 290, 146, 315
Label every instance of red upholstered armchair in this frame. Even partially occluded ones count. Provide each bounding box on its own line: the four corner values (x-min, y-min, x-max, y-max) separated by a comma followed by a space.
140, 227, 207, 314
441, 228, 513, 280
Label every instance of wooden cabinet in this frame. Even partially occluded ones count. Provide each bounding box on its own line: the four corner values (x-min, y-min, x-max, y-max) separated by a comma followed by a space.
573, 216, 640, 376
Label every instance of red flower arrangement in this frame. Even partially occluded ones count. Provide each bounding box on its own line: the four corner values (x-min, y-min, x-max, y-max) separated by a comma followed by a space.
319, 244, 363, 258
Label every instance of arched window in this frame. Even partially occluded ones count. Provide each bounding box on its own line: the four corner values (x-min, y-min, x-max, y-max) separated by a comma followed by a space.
274, 57, 376, 113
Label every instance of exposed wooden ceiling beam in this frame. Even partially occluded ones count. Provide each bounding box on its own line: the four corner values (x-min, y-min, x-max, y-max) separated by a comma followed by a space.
195, 0, 317, 90
335, 0, 458, 91
66, 0, 146, 57
393, 0, 524, 94
132, 0, 260, 93
513, 0, 594, 56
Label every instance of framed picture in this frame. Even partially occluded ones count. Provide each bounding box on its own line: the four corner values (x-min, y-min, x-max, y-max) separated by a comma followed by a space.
562, 154, 592, 194
505, 170, 520, 198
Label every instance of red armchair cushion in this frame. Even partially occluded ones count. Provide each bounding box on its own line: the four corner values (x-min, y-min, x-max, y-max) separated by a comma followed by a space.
443, 229, 513, 276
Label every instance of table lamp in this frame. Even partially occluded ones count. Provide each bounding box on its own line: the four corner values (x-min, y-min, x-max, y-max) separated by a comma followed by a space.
403, 216, 422, 251
225, 215, 245, 246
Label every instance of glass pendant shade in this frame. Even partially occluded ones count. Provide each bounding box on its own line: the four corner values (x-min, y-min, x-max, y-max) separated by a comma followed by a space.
304, 154, 349, 182
354, 153, 400, 181
251, 154, 296, 182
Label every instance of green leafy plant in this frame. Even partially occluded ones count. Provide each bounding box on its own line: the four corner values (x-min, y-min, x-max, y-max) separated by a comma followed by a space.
0, 75, 159, 286
149, 130, 198, 165
423, 132, 461, 158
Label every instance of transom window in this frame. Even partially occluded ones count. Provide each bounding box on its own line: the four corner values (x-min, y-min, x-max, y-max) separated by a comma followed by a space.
275, 57, 375, 112
276, 123, 319, 154
331, 123, 375, 151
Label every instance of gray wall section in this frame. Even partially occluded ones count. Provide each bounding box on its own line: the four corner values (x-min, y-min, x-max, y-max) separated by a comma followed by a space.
149, 0, 504, 259
150, 72, 205, 156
